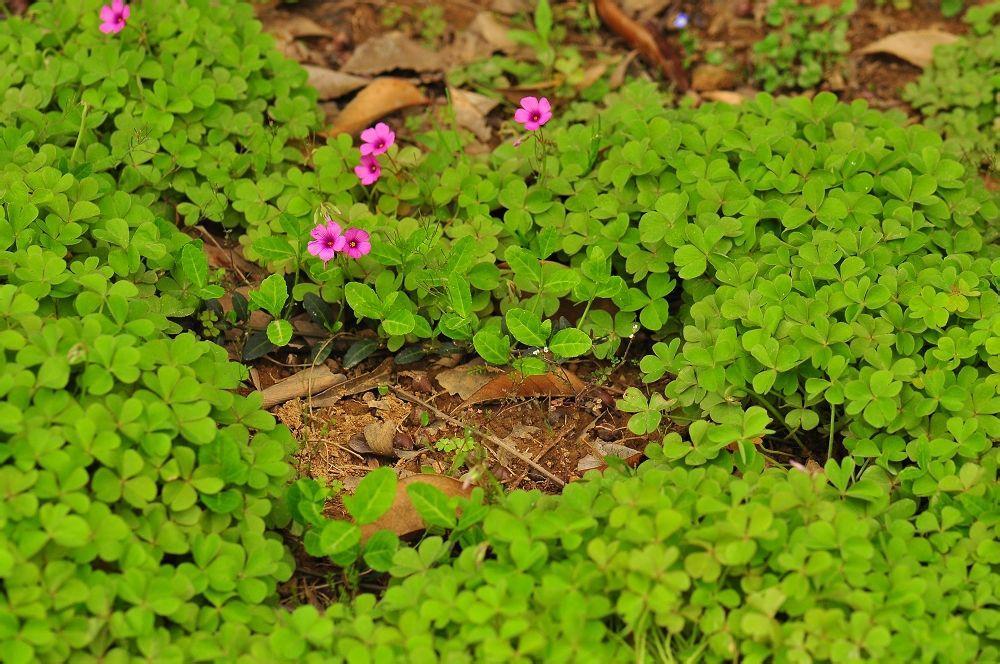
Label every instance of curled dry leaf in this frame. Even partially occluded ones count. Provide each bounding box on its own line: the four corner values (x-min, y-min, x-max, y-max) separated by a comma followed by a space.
312, 358, 395, 407
436, 360, 495, 400
304, 65, 370, 101
449, 87, 499, 142
575, 441, 643, 472
610, 51, 640, 89
363, 420, 399, 456
594, 0, 688, 91
857, 30, 959, 69
264, 13, 335, 39
342, 32, 445, 77
260, 366, 347, 409
469, 12, 518, 53
359, 474, 472, 541
701, 90, 747, 105
691, 64, 737, 91
491, 0, 532, 14
462, 368, 587, 407
327, 78, 427, 136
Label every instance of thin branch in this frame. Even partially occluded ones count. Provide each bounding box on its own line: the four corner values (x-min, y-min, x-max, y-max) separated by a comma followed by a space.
393, 387, 566, 487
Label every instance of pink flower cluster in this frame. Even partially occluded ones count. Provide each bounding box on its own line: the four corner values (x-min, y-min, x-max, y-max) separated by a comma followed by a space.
308, 218, 370, 264
99, 0, 130, 34
354, 123, 395, 186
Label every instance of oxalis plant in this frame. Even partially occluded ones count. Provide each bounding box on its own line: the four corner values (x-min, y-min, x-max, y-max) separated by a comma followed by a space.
1, 0, 998, 661
904, 3, 1000, 169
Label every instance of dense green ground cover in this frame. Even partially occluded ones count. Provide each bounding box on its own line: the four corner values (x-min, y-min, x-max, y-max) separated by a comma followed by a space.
0, 0, 997, 661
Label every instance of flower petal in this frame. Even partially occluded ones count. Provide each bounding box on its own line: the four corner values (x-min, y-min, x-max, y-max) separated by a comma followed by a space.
307, 240, 326, 257
325, 220, 343, 237
538, 97, 551, 114
519, 96, 539, 112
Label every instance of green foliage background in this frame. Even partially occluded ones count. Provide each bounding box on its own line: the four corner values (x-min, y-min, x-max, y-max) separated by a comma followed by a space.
0, 0, 997, 661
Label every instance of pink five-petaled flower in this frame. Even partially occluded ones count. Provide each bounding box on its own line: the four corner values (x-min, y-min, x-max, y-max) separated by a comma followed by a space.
354, 154, 381, 186
307, 219, 346, 263
514, 96, 552, 131
360, 122, 395, 156
99, 0, 130, 34
342, 228, 371, 259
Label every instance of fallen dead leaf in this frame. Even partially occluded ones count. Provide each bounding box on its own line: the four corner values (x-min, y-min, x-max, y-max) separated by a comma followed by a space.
342, 32, 445, 76
691, 64, 736, 91
463, 368, 587, 407
436, 360, 495, 400
598, 442, 644, 466
622, 0, 671, 17
312, 358, 394, 406
857, 29, 959, 69
359, 474, 472, 541
701, 90, 746, 105
304, 65, 370, 101
264, 13, 334, 39
609, 51, 640, 89
326, 78, 428, 136
363, 420, 398, 456
575, 441, 643, 472
594, 0, 688, 91
577, 62, 610, 91
261, 366, 347, 409
449, 87, 500, 142
469, 12, 518, 53
491, 0, 531, 14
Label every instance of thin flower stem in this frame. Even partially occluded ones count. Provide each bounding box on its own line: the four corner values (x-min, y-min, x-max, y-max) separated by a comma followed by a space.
70, 102, 90, 165
827, 405, 836, 460
750, 393, 809, 454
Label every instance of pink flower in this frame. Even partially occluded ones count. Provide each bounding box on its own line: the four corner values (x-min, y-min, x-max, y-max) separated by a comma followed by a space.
360, 122, 395, 157
354, 155, 381, 186
514, 96, 552, 131
342, 228, 371, 259
99, 0, 130, 34
307, 218, 346, 263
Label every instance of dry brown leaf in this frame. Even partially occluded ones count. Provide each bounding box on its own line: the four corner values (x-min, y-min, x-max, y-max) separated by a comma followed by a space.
327, 78, 427, 136
598, 442, 644, 466
594, 0, 688, 91
265, 13, 334, 39
260, 367, 347, 409
342, 32, 445, 76
576, 454, 603, 472
436, 360, 494, 400
363, 420, 398, 456
577, 62, 610, 91
463, 369, 587, 407
691, 64, 737, 91
449, 87, 500, 142
470, 12, 517, 53
610, 51, 640, 89
622, 0, 671, 17
201, 239, 256, 276
359, 474, 472, 541
491, 0, 532, 14
312, 358, 394, 406
857, 30, 959, 69
304, 65, 370, 101
701, 90, 746, 105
